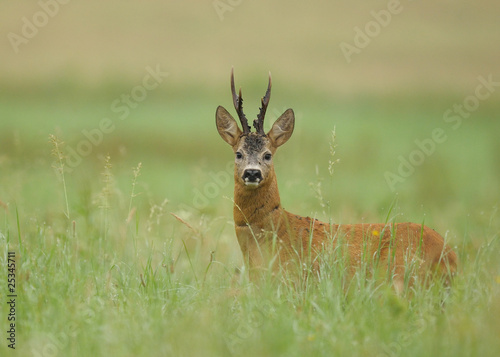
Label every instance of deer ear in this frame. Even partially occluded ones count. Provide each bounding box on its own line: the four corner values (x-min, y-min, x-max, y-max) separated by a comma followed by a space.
216, 106, 242, 146
268, 109, 294, 147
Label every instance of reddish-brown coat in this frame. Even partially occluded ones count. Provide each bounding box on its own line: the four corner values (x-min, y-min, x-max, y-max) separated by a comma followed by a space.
216, 69, 457, 291
232, 162, 457, 289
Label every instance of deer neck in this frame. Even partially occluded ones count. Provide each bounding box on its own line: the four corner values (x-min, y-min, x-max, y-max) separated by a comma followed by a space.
233, 168, 282, 227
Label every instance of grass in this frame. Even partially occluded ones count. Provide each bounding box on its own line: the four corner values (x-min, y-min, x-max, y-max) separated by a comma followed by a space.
0, 91, 499, 356
0, 190, 498, 356
1, 1, 499, 353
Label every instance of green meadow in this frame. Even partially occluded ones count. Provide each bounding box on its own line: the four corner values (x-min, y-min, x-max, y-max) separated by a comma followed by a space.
1, 1, 500, 356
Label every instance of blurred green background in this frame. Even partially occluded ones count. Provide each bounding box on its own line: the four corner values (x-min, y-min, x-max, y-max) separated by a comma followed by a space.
1, 1, 500, 356
1, 0, 499, 247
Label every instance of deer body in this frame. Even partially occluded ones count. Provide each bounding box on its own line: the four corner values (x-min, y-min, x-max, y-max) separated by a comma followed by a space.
216, 69, 457, 290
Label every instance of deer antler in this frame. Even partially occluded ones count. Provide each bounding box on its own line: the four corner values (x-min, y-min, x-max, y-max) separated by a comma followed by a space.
230, 68, 251, 135
254, 71, 272, 136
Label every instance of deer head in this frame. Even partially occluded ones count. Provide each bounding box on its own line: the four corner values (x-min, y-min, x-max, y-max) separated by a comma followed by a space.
216, 69, 295, 189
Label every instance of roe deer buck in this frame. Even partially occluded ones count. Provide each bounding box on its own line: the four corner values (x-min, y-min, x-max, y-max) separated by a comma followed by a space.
216, 69, 457, 291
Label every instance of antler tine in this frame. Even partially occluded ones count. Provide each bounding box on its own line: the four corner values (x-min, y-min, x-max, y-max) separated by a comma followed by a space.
230, 68, 250, 135
254, 71, 272, 135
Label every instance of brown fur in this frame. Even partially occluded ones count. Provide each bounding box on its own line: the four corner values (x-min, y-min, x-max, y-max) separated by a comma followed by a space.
232, 158, 457, 290
216, 76, 457, 291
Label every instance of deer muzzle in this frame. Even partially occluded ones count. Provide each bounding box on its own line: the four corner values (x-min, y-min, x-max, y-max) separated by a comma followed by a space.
242, 169, 262, 186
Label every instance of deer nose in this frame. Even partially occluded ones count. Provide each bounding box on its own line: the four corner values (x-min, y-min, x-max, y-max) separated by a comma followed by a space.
243, 169, 262, 184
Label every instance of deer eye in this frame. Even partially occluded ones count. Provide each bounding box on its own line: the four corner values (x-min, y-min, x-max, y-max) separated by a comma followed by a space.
264, 153, 272, 161
236, 152, 243, 160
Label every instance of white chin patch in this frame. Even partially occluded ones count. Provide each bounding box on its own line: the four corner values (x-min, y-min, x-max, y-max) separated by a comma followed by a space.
244, 179, 260, 187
